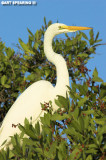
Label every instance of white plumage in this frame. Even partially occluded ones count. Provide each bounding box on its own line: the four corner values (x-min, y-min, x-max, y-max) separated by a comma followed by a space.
0, 23, 91, 150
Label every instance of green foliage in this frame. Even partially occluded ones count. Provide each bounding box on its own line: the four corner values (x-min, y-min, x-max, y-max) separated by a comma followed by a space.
0, 18, 105, 159
92, 68, 103, 82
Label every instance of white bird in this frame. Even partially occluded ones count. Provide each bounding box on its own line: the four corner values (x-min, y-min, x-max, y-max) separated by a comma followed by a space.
0, 23, 91, 150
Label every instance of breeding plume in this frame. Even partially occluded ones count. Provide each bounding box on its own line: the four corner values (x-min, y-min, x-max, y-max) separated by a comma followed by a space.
0, 23, 91, 150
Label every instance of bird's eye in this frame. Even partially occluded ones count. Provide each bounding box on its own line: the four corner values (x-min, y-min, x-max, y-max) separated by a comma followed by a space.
59, 26, 63, 30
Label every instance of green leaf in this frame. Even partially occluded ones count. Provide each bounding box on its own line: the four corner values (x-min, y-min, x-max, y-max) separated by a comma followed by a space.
19, 38, 28, 51
24, 118, 29, 126
79, 116, 84, 131
82, 110, 94, 115
102, 96, 106, 102
4, 84, 10, 88
95, 32, 99, 42
68, 87, 79, 101
95, 39, 102, 43
35, 121, 40, 135
44, 113, 51, 126
45, 69, 51, 78
78, 53, 88, 58
84, 116, 89, 129
103, 145, 106, 150
86, 149, 97, 154
58, 151, 63, 160
19, 38, 35, 54
55, 95, 69, 108
100, 83, 106, 99
93, 67, 98, 77
35, 30, 39, 41
25, 129, 36, 139
86, 155, 92, 160
89, 29, 94, 45
40, 113, 51, 127
9, 151, 14, 159
78, 83, 88, 95
92, 86, 99, 93
73, 107, 79, 119
71, 120, 82, 133
18, 124, 26, 133
51, 113, 69, 121
68, 54, 72, 62
78, 96, 88, 107
27, 28, 34, 37
44, 16, 46, 25
98, 135, 103, 144
23, 138, 35, 147
1, 75, 7, 85
69, 148, 81, 159
88, 144, 98, 149
49, 142, 57, 156
1, 139, 7, 147
26, 73, 36, 81
34, 42, 39, 50
93, 77, 103, 82
81, 32, 88, 40
95, 118, 105, 125
5, 47, 14, 59
65, 127, 83, 142
92, 68, 103, 82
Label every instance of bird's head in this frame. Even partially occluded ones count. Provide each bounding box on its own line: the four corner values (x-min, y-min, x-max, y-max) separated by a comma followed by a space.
44, 23, 92, 56
45, 23, 92, 37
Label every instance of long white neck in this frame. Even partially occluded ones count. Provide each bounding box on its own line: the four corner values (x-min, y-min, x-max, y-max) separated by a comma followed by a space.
44, 30, 69, 94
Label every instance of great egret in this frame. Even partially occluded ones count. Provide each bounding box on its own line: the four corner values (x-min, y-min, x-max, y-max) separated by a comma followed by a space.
0, 23, 91, 150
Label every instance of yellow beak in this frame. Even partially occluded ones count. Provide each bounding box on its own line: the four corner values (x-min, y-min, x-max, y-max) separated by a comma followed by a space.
61, 25, 92, 31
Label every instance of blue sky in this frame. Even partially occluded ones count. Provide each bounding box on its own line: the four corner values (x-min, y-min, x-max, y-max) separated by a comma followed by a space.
0, 0, 106, 82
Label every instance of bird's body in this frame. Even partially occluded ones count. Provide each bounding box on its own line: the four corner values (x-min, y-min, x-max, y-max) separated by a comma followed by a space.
0, 81, 56, 149
0, 23, 91, 150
